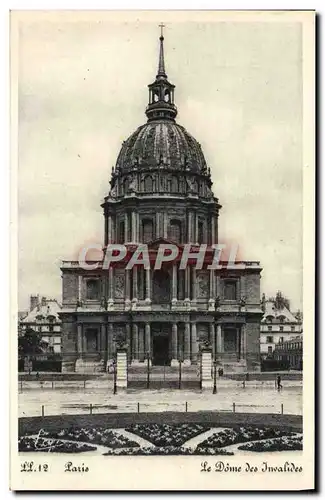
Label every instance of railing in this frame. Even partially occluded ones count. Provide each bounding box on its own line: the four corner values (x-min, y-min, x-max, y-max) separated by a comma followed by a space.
20, 400, 293, 419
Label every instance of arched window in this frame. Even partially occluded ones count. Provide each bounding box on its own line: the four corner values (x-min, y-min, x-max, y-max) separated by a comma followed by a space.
266, 315, 274, 323
144, 175, 153, 192
86, 279, 100, 300
123, 176, 130, 194
168, 219, 182, 243
164, 89, 170, 102
142, 219, 154, 243
278, 315, 285, 323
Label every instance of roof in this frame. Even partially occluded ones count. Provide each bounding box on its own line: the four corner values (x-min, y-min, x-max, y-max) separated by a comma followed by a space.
261, 300, 300, 324
21, 299, 62, 324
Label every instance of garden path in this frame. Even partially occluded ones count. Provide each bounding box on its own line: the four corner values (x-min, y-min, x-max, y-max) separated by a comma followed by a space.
182, 427, 227, 448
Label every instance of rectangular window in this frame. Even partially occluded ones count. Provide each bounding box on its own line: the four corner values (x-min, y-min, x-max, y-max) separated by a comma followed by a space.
268, 346, 273, 354
279, 326, 284, 332
268, 326, 272, 331
291, 326, 295, 332
118, 221, 125, 244
177, 269, 185, 300
198, 221, 204, 244
280, 337, 284, 343
224, 280, 237, 300
266, 336, 273, 343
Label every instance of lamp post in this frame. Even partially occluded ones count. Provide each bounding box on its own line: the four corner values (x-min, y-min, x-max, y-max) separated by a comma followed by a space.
213, 359, 217, 394
113, 357, 117, 395
178, 353, 183, 390
146, 351, 150, 389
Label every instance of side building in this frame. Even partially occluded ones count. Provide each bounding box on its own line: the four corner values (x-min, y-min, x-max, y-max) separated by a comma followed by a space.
19, 295, 62, 354
260, 298, 303, 358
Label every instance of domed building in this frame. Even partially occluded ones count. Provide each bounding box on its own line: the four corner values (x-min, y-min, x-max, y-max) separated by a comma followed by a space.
60, 31, 263, 374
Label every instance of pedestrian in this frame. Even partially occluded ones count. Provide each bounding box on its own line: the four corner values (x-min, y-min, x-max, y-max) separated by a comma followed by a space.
277, 374, 282, 390
36, 371, 40, 380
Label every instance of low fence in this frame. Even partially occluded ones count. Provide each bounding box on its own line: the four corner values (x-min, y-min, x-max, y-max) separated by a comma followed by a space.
21, 400, 293, 419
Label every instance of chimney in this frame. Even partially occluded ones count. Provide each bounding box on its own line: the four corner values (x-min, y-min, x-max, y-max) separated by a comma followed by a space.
30, 295, 39, 312
41, 296, 47, 306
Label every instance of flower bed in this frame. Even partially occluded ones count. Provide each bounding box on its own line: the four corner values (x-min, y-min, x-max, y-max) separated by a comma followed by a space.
103, 446, 234, 456
19, 436, 96, 453
125, 424, 210, 447
197, 427, 295, 450
24, 428, 139, 449
238, 435, 302, 452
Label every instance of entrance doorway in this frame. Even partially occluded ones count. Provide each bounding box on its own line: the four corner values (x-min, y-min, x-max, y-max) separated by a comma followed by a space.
153, 336, 170, 366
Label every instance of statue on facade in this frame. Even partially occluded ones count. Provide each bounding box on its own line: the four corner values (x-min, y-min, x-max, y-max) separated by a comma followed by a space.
100, 296, 108, 310
261, 293, 266, 313
108, 182, 117, 199
215, 295, 220, 309
128, 176, 137, 194
240, 296, 246, 307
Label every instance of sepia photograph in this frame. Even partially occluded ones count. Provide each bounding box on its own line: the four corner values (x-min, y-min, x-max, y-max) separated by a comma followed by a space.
10, 9, 315, 491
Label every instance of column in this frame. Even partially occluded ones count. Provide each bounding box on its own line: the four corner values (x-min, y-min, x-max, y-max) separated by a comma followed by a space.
125, 269, 131, 308
163, 213, 168, 238
171, 323, 178, 365
185, 267, 191, 304
82, 327, 87, 354
211, 216, 216, 245
191, 322, 198, 363
209, 322, 216, 359
100, 324, 106, 360
195, 212, 199, 244
156, 212, 160, 239
236, 327, 241, 360
132, 267, 138, 308
126, 323, 131, 362
216, 325, 222, 354
191, 267, 197, 303
77, 324, 83, 357
188, 211, 193, 242
145, 268, 151, 304
172, 263, 177, 303
209, 269, 215, 310
240, 324, 246, 359
136, 213, 140, 241
97, 328, 101, 354
131, 212, 137, 242
184, 322, 191, 364
132, 324, 139, 362
78, 275, 82, 302
108, 267, 114, 306
108, 215, 112, 244
107, 322, 113, 362
139, 325, 145, 362
145, 323, 151, 356
104, 215, 108, 245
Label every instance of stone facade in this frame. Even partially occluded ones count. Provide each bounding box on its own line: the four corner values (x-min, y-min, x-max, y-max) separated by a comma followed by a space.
60, 32, 263, 373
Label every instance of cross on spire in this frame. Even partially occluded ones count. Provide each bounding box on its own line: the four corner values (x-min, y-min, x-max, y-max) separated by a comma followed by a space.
159, 23, 165, 39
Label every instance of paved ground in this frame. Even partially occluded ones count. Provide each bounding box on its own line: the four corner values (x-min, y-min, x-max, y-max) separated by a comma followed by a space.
18, 381, 302, 418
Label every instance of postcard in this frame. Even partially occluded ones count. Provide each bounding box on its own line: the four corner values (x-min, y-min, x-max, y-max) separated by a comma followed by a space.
10, 9, 315, 491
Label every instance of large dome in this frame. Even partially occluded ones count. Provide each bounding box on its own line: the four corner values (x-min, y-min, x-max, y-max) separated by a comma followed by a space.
115, 120, 208, 175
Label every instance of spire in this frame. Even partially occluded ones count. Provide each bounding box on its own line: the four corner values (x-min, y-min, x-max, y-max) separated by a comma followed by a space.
157, 23, 166, 78
145, 25, 178, 122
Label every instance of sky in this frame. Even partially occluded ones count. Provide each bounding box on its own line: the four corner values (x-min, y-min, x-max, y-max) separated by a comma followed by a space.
17, 12, 303, 312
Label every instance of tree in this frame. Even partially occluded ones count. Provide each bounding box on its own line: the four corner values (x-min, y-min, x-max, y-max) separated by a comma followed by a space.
18, 327, 49, 357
